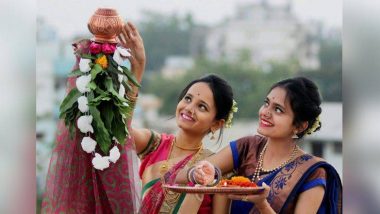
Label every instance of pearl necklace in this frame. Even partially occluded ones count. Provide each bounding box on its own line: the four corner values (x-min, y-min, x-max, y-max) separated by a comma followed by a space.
252, 142, 299, 182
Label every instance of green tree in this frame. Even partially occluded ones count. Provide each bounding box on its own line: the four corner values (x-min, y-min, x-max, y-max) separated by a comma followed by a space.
139, 11, 194, 71
299, 34, 342, 101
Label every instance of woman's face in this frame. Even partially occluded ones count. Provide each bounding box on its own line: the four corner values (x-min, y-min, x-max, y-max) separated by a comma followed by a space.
257, 87, 297, 139
176, 82, 219, 135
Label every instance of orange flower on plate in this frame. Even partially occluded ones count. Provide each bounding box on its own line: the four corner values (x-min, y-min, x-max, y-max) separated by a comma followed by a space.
96, 55, 108, 69
218, 176, 257, 187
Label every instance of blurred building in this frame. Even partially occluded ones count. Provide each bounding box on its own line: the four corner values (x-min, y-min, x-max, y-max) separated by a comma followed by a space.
302, 102, 342, 177
161, 56, 194, 79
37, 18, 58, 118
202, 0, 321, 70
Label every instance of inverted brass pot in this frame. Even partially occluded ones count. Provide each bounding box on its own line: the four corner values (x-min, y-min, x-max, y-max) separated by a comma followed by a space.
87, 8, 123, 43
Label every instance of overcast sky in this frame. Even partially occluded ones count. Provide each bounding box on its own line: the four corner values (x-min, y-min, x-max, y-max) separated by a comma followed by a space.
37, 0, 342, 39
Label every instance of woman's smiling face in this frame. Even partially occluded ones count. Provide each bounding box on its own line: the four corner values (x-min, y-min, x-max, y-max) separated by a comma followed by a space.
176, 82, 218, 135
257, 86, 297, 139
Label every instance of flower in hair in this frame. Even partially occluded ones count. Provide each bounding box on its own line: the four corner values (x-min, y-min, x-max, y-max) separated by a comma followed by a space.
225, 100, 238, 128
306, 116, 321, 135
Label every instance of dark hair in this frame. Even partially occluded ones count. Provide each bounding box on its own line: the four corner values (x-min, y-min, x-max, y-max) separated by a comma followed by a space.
270, 77, 322, 138
178, 74, 234, 141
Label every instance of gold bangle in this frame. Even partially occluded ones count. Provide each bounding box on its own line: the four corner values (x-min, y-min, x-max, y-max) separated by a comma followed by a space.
126, 93, 138, 102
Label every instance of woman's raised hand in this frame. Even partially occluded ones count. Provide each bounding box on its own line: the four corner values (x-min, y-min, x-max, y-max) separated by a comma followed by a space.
193, 160, 215, 185
117, 21, 145, 82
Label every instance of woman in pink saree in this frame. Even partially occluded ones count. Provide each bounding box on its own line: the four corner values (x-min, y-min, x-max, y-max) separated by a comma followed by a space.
110, 20, 237, 214
134, 73, 236, 213
41, 22, 144, 213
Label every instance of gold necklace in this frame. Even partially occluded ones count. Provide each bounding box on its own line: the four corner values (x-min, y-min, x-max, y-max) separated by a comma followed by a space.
173, 138, 202, 151
160, 139, 174, 175
252, 142, 298, 182
159, 137, 204, 175
161, 139, 204, 211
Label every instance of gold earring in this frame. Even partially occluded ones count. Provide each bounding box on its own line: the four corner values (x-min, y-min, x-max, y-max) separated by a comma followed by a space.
210, 131, 215, 140
292, 130, 298, 139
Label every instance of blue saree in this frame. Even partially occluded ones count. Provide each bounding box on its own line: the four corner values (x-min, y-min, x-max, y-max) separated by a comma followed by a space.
229, 136, 342, 214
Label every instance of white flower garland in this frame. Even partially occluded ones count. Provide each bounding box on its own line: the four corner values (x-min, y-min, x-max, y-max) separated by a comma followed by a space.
75, 46, 131, 170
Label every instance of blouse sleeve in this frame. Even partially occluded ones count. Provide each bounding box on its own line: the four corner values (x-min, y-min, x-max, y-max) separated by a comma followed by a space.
299, 167, 327, 193
137, 130, 161, 159
229, 135, 265, 175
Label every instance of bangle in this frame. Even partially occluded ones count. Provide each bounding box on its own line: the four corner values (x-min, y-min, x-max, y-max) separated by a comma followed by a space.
186, 166, 196, 183
191, 168, 199, 184
126, 90, 138, 101
206, 166, 222, 187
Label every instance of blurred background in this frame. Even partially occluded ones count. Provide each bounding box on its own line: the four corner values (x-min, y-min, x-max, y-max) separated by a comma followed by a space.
35, 0, 343, 212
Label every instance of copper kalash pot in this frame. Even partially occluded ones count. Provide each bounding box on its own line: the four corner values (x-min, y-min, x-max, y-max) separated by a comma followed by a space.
87, 8, 124, 43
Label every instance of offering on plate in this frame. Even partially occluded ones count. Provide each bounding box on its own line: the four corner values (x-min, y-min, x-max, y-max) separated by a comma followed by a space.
217, 176, 258, 188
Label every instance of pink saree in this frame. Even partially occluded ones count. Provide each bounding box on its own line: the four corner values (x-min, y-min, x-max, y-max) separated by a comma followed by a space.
138, 133, 213, 214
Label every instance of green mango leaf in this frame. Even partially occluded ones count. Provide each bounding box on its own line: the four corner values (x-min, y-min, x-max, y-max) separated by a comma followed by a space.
88, 91, 95, 100
88, 82, 97, 90
59, 88, 81, 113
89, 94, 111, 106
122, 80, 132, 92
81, 54, 96, 60
69, 123, 76, 139
101, 102, 114, 131
60, 102, 76, 119
107, 55, 119, 68
114, 102, 134, 119
105, 77, 117, 94
94, 87, 108, 96
112, 110, 126, 145
89, 106, 112, 154
105, 77, 128, 102
68, 109, 81, 139
91, 64, 103, 80
121, 66, 141, 87
107, 63, 124, 78
68, 69, 83, 77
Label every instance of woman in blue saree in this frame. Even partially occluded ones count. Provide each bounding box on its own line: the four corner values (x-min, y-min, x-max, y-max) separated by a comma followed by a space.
186, 77, 342, 213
